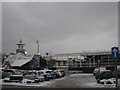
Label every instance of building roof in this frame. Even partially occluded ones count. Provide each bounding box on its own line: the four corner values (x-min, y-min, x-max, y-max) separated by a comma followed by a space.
4, 52, 33, 67
11, 55, 33, 66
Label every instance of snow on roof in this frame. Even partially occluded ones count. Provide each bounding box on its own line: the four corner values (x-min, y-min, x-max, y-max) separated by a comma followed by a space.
4, 52, 34, 67
11, 56, 33, 66
15, 53, 26, 58
10, 52, 33, 67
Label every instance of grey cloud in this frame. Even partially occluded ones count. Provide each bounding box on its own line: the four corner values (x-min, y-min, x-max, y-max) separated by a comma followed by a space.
2, 2, 118, 55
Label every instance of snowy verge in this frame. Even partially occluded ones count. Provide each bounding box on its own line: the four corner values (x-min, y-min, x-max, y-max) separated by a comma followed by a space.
85, 78, 120, 88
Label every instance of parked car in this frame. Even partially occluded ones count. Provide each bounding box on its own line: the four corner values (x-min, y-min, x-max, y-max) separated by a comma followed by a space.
93, 67, 110, 75
0, 68, 9, 79
59, 70, 65, 77
2, 69, 23, 82
38, 70, 55, 80
18, 70, 28, 76
46, 70, 56, 79
54, 70, 63, 78
2, 69, 22, 78
9, 75, 23, 82
24, 71, 36, 80
0, 70, 8, 79
24, 70, 44, 82
95, 70, 120, 81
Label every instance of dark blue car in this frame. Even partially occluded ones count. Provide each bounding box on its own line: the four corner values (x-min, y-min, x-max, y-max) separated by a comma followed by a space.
38, 70, 56, 81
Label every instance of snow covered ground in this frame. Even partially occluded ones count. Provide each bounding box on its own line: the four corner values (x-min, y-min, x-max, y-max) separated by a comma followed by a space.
1, 73, 120, 88
68, 73, 119, 88
1, 76, 68, 87
85, 78, 116, 88
70, 73, 120, 88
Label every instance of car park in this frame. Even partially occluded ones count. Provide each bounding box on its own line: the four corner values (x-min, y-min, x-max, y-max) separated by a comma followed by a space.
2, 69, 66, 84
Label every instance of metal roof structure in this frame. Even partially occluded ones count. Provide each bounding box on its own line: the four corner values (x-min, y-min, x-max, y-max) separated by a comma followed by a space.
11, 56, 32, 66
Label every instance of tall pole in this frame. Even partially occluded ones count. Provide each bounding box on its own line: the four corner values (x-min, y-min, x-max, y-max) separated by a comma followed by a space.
46, 53, 49, 69
36, 40, 40, 69
38, 43, 39, 54
36, 40, 39, 54
115, 58, 118, 88
111, 47, 119, 88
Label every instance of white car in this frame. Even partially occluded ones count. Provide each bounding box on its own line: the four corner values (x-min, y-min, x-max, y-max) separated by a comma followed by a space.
93, 67, 111, 75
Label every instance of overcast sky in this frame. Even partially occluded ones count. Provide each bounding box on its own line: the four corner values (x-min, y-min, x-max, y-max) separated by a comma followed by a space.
2, 2, 118, 55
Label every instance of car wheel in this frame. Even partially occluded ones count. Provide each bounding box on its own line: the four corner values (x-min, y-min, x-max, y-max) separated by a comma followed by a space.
97, 79, 100, 84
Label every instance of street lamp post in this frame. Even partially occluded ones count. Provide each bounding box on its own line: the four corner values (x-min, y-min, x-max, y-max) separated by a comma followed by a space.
46, 53, 49, 68
36, 40, 40, 69
36, 40, 39, 54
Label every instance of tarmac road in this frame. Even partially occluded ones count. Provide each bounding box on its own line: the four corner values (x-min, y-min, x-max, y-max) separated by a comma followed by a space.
2, 73, 95, 88
46, 73, 95, 88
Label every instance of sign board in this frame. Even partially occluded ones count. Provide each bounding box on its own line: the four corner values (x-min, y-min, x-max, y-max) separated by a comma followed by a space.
111, 47, 119, 58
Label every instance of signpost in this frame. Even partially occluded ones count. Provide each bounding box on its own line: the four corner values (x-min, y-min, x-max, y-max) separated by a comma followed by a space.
111, 47, 119, 58
111, 47, 119, 88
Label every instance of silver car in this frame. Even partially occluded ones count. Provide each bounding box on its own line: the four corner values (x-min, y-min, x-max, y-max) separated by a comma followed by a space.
24, 71, 44, 82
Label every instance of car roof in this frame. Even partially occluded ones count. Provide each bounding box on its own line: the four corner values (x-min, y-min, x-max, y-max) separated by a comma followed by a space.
3, 69, 16, 71
39, 70, 53, 72
100, 70, 111, 73
54, 70, 61, 72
